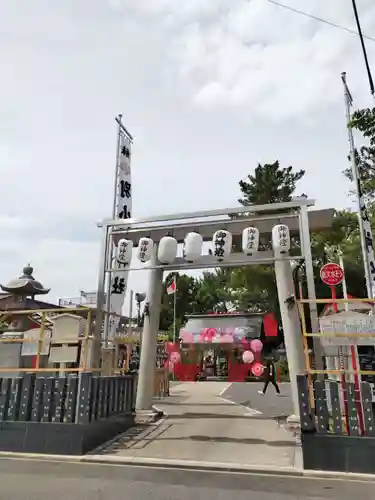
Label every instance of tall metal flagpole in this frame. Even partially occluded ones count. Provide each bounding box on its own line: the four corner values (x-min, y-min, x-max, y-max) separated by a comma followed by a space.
341, 72, 373, 298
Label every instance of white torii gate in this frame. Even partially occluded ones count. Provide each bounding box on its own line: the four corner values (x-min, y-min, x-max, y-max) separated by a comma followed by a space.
93, 199, 334, 420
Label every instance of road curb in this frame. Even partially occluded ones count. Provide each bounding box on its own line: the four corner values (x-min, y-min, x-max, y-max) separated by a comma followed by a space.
0, 452, 82, 462
0, 451, 375, 482
81, 455, 305, 476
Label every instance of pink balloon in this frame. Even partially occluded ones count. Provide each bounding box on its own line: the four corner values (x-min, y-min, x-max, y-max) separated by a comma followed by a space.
251, 362, 264, 377
200, 328, 217, 342
167, 361, 175, 372
250, 339, 263, 353
170, 351, 181, 364
242, 350, 255, 364
220, 334, 233, 344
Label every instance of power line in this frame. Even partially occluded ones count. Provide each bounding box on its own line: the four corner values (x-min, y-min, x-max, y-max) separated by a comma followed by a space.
350, 0, 374, 96
265, 0, 375, 43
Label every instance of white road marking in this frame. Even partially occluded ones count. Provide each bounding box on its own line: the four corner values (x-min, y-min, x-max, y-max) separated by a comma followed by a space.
218, 396, 263, 416
219, 383, 232, 397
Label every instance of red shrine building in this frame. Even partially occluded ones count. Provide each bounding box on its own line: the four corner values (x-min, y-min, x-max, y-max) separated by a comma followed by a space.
168, 311, 282, 382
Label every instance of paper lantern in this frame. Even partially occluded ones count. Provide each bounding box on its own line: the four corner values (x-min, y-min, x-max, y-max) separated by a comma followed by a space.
170, 351, 181, 365
212, 230, 232, 261
272, 224, 290, 255
251, 362, 264, 377
250, 339, 263, 353
116, 239, 133, 264
158, 236, 178, 264
136, 237, 154, 263
183, 232, 203, 262
242, 227, 260, 255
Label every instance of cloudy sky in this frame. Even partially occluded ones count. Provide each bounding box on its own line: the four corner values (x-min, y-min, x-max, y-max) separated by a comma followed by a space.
1, 0, 375, 309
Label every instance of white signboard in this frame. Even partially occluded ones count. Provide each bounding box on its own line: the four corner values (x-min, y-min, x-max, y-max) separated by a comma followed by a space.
319, 311, 375, 347
20, 328, 51, 356
49, 345, 79, 363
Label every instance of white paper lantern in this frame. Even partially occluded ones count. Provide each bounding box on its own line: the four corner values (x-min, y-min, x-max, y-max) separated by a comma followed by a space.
136, 237, 154, 263
183, 232, 203, 262
158, 236, 178, 264
116, 239, 133, 264
242, 227, 260, 255
212, 230, 232, 261
272, 224, 291, 255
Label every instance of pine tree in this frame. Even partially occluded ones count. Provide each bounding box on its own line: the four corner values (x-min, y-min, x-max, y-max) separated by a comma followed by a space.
238, 160, 305, 206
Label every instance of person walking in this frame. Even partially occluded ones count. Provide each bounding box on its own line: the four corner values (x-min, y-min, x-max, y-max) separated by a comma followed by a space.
258, 358, 281, 395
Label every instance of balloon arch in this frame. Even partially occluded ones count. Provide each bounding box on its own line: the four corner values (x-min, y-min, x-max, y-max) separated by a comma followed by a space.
166, 334, 266, 382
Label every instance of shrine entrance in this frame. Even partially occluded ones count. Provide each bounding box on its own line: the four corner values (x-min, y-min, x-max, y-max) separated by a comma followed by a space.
171, 311, 281, 382
93, 199, 334, 418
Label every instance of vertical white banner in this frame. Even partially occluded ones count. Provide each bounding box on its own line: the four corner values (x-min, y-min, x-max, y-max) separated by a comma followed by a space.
357, 179, 375, 296
108, 130, 132, 340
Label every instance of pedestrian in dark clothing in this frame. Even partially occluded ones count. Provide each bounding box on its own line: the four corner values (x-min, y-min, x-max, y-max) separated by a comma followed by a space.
258, 358, 281, 395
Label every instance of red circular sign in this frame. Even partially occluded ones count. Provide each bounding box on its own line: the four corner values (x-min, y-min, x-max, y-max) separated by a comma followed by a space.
320, 263, 344, 286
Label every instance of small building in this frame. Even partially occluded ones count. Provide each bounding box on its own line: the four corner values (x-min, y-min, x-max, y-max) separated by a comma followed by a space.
173, 312, 282, 382
0, 264, 55, 375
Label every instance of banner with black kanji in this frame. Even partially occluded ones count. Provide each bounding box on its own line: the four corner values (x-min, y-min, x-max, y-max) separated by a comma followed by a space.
357, 179, 375, 295
108, 129, 132, 340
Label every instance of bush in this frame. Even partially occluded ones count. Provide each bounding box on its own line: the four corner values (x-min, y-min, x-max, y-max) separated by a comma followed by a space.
277, 358, 290, 382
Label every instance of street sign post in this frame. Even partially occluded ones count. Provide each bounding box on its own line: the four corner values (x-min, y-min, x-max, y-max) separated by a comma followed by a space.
320, 262, 344, 287
320, 262, 350, 431
319, 262, 364, 434
320, 262, 344, 312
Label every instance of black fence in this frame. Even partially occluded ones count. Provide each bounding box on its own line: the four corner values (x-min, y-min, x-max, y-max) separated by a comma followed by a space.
297, 375, 375, 473
0, 372, 136, 424
0, 373, 137, 455
297, 375, 375, 436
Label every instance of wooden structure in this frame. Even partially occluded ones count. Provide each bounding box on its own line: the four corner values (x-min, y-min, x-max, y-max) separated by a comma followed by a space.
296, 297, 375, 474
297, 375, 375, 473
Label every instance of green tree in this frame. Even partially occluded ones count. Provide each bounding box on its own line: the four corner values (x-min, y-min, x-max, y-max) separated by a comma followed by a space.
159, 273, 199, 338
338, 105, 375, 298
344, 106, 375, 203
194, 269, 233, 313
238, 160, 305, 206
308, 209, 366, 306
232, 160, 306, 315
232, 161, 367, 315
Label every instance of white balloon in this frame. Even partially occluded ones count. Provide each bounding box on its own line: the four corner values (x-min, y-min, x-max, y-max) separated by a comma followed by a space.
242, 350, 255, 364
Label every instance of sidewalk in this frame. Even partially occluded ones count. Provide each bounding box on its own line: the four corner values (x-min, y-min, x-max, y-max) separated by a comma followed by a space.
90, 382, 301, 470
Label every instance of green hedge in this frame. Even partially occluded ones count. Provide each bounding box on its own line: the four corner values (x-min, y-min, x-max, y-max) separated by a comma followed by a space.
276, 358, 290, 382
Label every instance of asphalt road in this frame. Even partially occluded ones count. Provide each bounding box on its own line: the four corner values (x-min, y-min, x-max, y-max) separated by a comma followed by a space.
0, 458, 374, 500
222, 382, 293, 418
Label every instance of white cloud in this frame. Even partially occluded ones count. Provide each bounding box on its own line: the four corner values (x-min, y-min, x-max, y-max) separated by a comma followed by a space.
123, 0, 375, 120
0, 0, 374, 305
